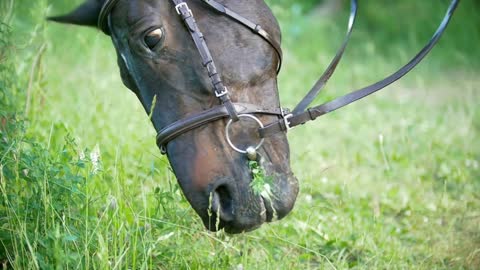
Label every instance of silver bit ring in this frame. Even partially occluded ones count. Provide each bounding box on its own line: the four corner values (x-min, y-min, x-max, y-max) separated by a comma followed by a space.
225, 114, 265, 154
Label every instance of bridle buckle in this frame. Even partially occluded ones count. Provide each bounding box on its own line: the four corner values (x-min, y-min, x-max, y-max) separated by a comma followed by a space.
284, 114, 293, 131
175, 2, 191, 15
282, 108, 293, 131
215, 87, 229, 98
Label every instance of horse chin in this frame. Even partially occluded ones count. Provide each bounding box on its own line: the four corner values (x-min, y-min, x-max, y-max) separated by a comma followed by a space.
202, 201, 267, 234
205, 207, 266, 234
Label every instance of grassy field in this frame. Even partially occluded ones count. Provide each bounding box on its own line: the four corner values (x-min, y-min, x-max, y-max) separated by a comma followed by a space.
1, 0, 479, 269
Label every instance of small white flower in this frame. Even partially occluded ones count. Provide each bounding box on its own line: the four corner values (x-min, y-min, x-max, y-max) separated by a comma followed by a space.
466, 159, 479, 170
427, 203, 437, 212
90, 144, 101, 174
296, 221, 308, 231
158, 232, 174, 241
378, 133, 384, 144
79, 150, 86, 161
108, 196, 118, 210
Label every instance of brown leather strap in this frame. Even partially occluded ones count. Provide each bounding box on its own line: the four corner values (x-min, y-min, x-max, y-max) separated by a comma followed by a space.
259, 0, 460, 138
292, 0, 357, 114
200, 0, 283, 73
173, 0, 238, 121
156, 103, 283, 153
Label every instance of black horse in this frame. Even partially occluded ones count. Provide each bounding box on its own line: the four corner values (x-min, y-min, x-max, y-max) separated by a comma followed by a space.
50, 0, 299, 233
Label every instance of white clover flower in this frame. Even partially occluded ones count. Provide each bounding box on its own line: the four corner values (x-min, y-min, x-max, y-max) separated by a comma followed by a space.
79, 150, 86, 161
90, 144, 101, 174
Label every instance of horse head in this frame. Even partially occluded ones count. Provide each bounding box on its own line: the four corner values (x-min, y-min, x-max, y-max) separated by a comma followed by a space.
49, 0, 299, 233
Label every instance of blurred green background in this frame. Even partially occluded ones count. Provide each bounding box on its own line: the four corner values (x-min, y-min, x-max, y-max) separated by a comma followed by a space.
1, 0, 479, 269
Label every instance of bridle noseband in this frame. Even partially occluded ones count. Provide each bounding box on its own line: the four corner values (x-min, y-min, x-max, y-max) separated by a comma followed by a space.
98, 0, 460, 158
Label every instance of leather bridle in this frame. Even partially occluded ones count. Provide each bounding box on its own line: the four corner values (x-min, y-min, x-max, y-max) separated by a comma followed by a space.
98, 0, 460, 157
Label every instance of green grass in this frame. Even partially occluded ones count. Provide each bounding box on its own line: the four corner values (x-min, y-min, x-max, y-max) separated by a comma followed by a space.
1, 0, 479, 269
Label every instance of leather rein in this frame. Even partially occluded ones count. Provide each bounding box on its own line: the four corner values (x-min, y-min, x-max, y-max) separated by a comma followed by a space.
98, 0, 460, 157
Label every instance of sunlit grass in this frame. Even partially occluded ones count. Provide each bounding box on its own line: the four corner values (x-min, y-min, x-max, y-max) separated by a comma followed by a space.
1, 0, 479, 269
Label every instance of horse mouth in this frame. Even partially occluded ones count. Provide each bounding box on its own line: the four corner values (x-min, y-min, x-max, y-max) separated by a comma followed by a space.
211, 195, 275, 234
204, 172, 297, 234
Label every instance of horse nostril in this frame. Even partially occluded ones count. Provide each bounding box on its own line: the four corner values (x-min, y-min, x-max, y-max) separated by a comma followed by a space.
211, 185, 235, 222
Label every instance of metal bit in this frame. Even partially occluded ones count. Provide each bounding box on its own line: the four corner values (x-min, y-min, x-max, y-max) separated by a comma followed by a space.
246, 146, 257, 161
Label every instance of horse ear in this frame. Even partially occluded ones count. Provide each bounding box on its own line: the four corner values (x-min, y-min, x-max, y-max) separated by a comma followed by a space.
47, 0, 105, 27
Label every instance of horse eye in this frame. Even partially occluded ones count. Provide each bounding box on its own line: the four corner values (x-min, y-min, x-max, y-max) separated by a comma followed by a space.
144, 28, 164, 49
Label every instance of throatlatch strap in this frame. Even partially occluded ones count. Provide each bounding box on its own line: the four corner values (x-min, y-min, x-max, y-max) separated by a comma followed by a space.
172, 0, 238, 121
259, 0, 460, 138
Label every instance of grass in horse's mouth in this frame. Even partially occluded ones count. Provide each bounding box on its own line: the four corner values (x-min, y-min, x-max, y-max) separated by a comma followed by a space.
248, 160, 272, 196
207, 191, 222, 231
248, 160, 278, 221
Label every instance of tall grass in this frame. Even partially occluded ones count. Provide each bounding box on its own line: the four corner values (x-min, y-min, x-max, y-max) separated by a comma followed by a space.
0, 0, 479, 269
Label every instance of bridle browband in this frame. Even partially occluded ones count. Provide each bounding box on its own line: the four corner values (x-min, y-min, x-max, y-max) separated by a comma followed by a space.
98, 0, 460, 156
